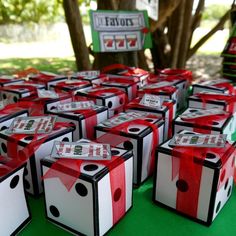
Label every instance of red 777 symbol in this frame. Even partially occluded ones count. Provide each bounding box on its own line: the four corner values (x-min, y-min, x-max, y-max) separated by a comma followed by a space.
116, 38, 125, 47
127, 37, 137, 47
104, 39, 114, 48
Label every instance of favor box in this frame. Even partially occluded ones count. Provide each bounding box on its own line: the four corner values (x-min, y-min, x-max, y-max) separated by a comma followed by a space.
51, 80, 92, 95
19, 92, 72, 115
29, 71, 67, 90
173, 108, 234, 140
192, 79, 234, 95
0, 75, 24, 87
0, 83, 45, 105
138, 82, 178, 103
125, 97, 177, 141
41, 142, 133, 236
76, 87, 127, 118
0, 158, 31, 235
48, 103, 108, 141
71, 73, 109, 86
101, 78, 138, 101
153, 130, 235, 225
95, 112, 164, 185
0, 120, 74, 196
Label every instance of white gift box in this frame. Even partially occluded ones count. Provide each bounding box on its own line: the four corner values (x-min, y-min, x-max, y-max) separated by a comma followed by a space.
173, 108, 235, 140
41, 141, 133, 236
0, 122, 74, 196
76, 87, 127, 118
0, 159, 31, 235
153, 130, 235, 225
125, 97, 177, 141
95, 112, 164, 185
29, 72, 68, 90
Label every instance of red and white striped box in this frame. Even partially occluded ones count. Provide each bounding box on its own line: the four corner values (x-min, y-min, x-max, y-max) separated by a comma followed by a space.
0, 75, 24, 87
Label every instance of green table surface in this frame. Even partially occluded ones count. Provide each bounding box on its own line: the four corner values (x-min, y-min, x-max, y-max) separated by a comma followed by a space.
19, 135, 236, 236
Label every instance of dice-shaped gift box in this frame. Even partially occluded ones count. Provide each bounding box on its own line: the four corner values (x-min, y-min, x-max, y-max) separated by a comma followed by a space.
138, 82, 178, 103
19, 92, 72, 115
101, 78, 138, 101
95, 112, 164, 185
125, 97, 177, 141
0, 75, 24, 87
0, 158, 31, 235
192, 79, 234, 95
71, 73, 109, 86
48, 104, 108, 141
0, 107, 28, 131
76, 87, 127, 118
173, 108, 235, 140
29, 71, 68, 90
0, 122, 74, 196
51, 80, 92, 95
153, 130, 236, 225
41, 142, 133, 236
0, 83, 45, 105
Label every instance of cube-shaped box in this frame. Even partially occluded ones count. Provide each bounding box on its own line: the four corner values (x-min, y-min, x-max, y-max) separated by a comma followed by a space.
51, 80, 92, 95
0, 75, 24, 87
0, 107, 28, 131
48, 102, 109, 141
0, 121, 74, 196
125, 97, 177, 141
76, 87, 127, 118
192, 79, 234, 95
0, 83, 45, 105
0, 158, 31, 235
138, 82, 178, 102
41, 142, 133, 236
173, 108, 235, 140
71, 73, 109, 86
101, 78, 138, 101
95, 112, 164, 185
29, 72, 68, 90
19, 92, 72, 115
153, 130, 235, 225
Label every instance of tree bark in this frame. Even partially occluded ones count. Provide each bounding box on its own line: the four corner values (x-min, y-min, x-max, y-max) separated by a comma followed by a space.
63, 0, 91, 70
188, 10, 230, 59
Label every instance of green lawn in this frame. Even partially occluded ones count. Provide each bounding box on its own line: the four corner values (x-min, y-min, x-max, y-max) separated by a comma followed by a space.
0, 57, 76, 75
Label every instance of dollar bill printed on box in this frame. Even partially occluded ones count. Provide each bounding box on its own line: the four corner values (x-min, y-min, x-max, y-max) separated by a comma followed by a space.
90, 10, 152, 52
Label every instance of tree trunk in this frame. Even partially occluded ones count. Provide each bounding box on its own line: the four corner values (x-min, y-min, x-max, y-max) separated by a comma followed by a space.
93, 0, 138, 70
63, 0, 91, 70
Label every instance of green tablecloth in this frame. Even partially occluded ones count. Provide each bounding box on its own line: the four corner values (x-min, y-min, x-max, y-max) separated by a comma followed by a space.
20, 132, 236, 235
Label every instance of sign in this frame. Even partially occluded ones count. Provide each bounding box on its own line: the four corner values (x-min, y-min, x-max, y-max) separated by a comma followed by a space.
169, 134, 227, 148
37, 90, 59, 99
51, 141, 111, 160
90, 10, 152, 52
74, 70, 100, 77
140, 94, 162, 108
56, 101, 96, 112
7, 116, 56, 134
136, 0, 159, 21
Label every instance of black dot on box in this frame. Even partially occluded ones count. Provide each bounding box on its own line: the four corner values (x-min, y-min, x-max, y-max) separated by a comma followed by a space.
1, 143, 7, 153
108, 101, 113, 108
176, 179, 188, 192
24, 136, 34, 141
212, 121, 219, 126
227, 186, 232, 197
123, 141, 133, 150
0, 126, 7, 131
23, 168, 28, 176
111, 150, 120, 156
13, 96, 18, 103
216, 201, 221, 214
145, 118, 153, 123
10, 175, 20, 189
49, 205, 60, 217
75, 183, 88, 197
129, 128, 140, 132
114, 110, 119, 115
62, 137, 69, 142
50, 106, 56, 110
84, 164, 98, 172
3, 94, 7, 99
114, 188, 122, 202
224, 178, 229, 190
206, 152, 216, 159
24, 179, 30, 190
119, 98, 124, 105
189, 109, 198, 113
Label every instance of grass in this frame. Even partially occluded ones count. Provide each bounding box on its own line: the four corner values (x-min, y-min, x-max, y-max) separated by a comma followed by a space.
0, 57, 76, 75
